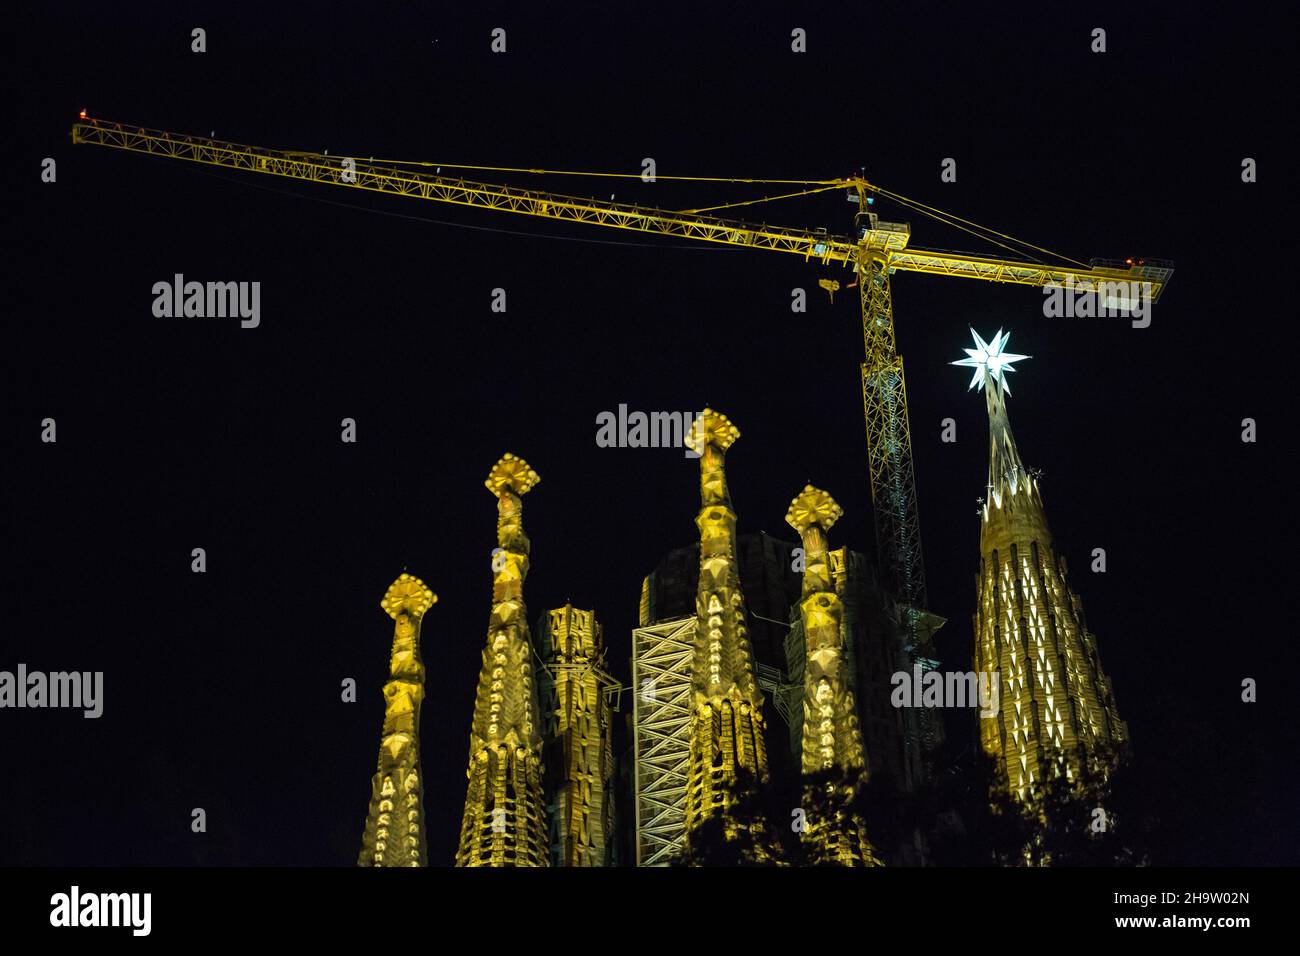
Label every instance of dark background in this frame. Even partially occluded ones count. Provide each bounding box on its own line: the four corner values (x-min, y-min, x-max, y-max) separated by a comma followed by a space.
6, 1, 1295, 866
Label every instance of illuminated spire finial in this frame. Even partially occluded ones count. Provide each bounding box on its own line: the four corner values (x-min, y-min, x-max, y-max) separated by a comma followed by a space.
485, 453, 540, 497
684, 407, 740, 455
952, 328, 1030, 395
785, 485, 843, 535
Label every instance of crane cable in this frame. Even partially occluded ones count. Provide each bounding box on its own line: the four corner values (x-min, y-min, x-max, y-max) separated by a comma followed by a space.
321, 153, 840, 187
311, 154, 1087, 266
677, 182, 846, 214
871, 185, 1091, 269
190, 127, 1090, 267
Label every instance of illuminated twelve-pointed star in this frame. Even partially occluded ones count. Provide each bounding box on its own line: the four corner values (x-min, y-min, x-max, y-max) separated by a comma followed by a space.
952, 328, 1030, 394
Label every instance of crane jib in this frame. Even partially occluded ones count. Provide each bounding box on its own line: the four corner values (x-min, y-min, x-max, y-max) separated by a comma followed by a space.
70, 120, 1169, 301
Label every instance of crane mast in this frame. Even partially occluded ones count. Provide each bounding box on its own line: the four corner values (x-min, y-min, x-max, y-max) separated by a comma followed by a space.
71, 119, 1172, 756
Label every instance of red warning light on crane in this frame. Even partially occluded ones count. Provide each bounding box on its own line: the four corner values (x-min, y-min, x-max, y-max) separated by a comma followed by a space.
79, 109, 87, 120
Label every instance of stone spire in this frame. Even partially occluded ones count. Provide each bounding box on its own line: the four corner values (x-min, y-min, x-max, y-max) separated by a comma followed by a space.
536, 604, 616, 866
786, 487, 866, 776
358, 573, 436, 867
956, 331, 1130, 810
680, 409, 773, 855
455, 454, 550, 866
786, 486, 881, 866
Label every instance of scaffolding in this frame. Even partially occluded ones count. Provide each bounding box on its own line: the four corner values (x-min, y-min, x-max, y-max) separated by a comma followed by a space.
631, 616, 697, 866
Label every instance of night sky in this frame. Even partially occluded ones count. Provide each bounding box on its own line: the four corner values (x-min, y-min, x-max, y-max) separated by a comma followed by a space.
7, 2, 1296, 867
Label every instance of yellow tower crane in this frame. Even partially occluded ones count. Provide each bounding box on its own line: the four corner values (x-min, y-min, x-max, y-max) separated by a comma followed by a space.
70, 117, 1173, 685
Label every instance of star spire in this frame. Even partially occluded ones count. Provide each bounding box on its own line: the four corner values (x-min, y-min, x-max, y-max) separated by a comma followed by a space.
952, 328, 1030, 395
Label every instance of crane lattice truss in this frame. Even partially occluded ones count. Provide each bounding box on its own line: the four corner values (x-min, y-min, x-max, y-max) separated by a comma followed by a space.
631, 617, 696, 866
71, 119, 1173, 638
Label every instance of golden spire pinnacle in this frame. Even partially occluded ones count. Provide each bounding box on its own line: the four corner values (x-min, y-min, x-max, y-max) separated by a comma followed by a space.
686, 408, 740, 509
484, 452, 541, 497
684, 407, 740, 455
784, 490, 881, 866
682, 410, 778, 860
785, 484, 843, 534
785, 488, 864, 775
456, 455, 550, 867
359, 573, 436, 867
380, 573, 437, 620
486, 453, 539, 565
786, 485, 842, 600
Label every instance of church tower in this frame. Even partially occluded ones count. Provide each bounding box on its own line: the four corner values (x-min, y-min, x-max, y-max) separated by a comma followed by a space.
785, 486, 882, 865
358, 573, 436, 867
681, 409, 776, 859
536, 604, 616, 866
955, 330, 1129, 807
455, 454, 550, 866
